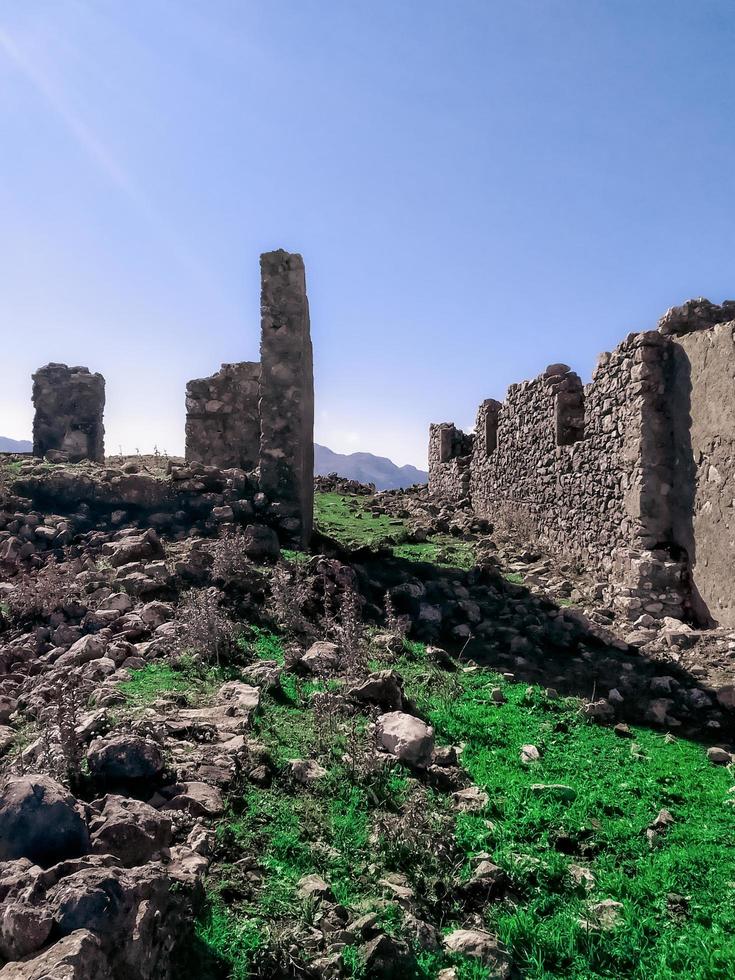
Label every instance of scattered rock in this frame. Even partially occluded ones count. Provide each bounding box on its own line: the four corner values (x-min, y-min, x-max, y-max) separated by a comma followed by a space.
443, 929, 509, 974
298, 874, 332, 901
89, 795, 171, 866
299, 641, 341, 675
289, 759, 328, 785
376, 711, 434, 766
520, 744, 540, 764
87, 735, 164, 785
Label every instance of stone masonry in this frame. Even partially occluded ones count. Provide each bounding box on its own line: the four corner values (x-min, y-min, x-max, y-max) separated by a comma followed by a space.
429, 299, 735, 628
32, 363, 105, 463
185, 362, 260, 471
185, 250, 314, 546
258, 250, 315, 546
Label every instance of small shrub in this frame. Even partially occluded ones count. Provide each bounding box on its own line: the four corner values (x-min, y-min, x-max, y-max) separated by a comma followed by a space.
327, 585, 367, 676
268, 562, 313, 636
211, 529, 251, 585
6, 559, 84, 623
176, 588, 240, 665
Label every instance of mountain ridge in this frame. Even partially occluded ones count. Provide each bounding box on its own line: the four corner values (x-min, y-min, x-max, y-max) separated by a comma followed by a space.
314, 443, 427, 490
0, 436, 32, 452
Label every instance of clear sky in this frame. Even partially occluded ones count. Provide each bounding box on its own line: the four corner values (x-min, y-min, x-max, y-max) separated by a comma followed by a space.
1, 0, 734, 468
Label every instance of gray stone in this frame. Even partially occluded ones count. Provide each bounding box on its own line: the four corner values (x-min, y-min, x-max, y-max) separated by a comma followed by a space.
0, 776, 89, 867
376, 711, 434, 766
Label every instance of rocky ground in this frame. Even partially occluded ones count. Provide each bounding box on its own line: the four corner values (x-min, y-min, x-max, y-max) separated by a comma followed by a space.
0, 457, 734, 978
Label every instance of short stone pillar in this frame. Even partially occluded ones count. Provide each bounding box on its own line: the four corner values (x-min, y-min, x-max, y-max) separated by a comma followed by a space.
32, 363, 105, 462
258, 250, 314, 546
185, 361, 260, 470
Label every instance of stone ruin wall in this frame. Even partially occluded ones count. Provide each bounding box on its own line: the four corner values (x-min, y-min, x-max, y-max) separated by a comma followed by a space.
183, 249, 314, 546
664, 304, 735, 627
26, 250, 314, 547
427, 423, 473, 502
185, 362, 260, 471
258, 250, 314, 545
430, 300, 735, 627
32, 363, 105, 463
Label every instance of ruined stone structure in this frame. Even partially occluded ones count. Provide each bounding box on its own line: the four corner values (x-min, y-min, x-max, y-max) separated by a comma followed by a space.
185, 362, 261, 471
429, 299, 735, 628
32, 363, 105, 463
258, 251, 314, 545
185, 249, 314, 545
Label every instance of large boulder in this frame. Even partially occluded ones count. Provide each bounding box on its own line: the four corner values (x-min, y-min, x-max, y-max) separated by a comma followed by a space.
0, 776, 89, 867
105, 529, 164, 568
0, 929, 109, 979
443, 929, 509, 974
298, 641, 341, 675
48, 867, 130, 935
89, 796, 171, 867
348, 670, 404, 711
376, 712, 434, 767
87, 735, 164, 785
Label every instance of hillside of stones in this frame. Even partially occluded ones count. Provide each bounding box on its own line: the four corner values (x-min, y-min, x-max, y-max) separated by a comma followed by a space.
1, 454, 734, 978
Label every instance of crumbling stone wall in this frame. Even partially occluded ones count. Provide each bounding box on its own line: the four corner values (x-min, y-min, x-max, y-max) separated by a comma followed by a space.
430, 301, 735, 625
428, 423, 474, 501
185, 362, 260, 470
468, 336, 683, 621
666, 310, 735, 627
259, 250, 314, 547
183, 250, 315, 547
32, 363, 105, 463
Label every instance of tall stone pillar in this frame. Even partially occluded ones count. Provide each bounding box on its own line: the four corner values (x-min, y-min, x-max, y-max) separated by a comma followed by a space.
258, 250, 314, 545
32, 363, 105, 463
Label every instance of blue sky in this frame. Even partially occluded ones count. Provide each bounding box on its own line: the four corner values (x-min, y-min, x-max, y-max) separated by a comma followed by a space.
1, 0, 733, 467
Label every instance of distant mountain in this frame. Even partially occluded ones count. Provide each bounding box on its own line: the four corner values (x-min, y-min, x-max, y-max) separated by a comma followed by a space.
0, 436, 428, 489
315, 443, 427, 490
0, 436, 32, 452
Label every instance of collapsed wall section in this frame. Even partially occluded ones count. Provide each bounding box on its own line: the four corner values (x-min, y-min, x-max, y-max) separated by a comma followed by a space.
185, 362, 260, 470
32, 363, 105, 463
259, 250, 314, 547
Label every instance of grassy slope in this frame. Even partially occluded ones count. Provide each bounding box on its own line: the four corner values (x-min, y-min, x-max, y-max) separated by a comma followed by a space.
315, 492, 475, 569
399, 654, 735, 979
118, 493, 735, 977
138, 634, 735, 979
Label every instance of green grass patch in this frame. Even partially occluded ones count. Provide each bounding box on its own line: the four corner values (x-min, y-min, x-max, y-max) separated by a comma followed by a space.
119, 656, 228, 707
281, 548, 310, 564
236, 626, 286, 665
393, 535, 476, 570
503, 571, 524, 584
382, 648, 735, 979
315, 492, 410, 549
316, 493, 475, 568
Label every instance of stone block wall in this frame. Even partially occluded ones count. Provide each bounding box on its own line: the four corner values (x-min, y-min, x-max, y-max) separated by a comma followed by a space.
469, 334, 683, 620
667, 317, 735, 627
32, 363, 105, 463
259, 250, 314, 547
185, 362, 260, 470
184, 249, 315, 546
429, 300, 735, 626
428, 423, 474, 501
